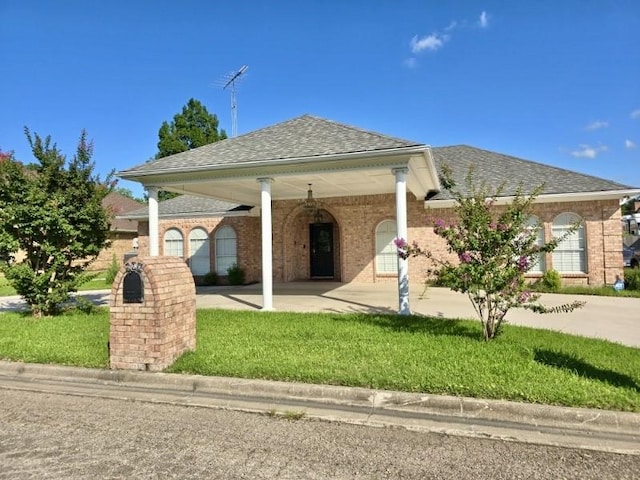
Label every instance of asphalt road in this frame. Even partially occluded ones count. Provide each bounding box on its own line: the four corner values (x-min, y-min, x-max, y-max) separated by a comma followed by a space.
1, 388, 638, 479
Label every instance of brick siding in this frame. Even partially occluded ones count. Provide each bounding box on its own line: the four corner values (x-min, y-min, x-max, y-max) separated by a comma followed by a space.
135, 195, 624, 287
109, 256, 196, 371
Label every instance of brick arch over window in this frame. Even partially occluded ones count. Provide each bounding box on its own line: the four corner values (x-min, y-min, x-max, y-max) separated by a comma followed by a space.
552, 212, 586, 273
214, 225, 237, 275
163, 228, 184, 258
375, 219, 398, 275
188, 227, 210, 276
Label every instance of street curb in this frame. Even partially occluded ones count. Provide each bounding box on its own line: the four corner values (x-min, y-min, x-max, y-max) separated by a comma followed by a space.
1, 360, 639, 441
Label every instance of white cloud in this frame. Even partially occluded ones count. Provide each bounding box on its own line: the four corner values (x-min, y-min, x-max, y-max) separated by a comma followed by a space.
570, 144, 608, 159
478, 11, 489, 28
444, 21, 458, 32
410, 33, 448, 53
585, 120, 609, 131
631, 109, 640, 119
409, 13, 489, 60
625, 139, 637, 149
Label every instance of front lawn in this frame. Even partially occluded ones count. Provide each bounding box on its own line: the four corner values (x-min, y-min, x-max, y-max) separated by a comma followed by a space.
0, 272, 111, 297
1, 309, 639, 412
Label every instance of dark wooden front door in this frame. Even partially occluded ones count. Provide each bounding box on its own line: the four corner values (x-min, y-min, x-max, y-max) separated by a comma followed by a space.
310, 223, 334, 278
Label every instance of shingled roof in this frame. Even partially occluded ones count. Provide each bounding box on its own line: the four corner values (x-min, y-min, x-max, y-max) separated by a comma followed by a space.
429, 145, 634, 201
119, 195, 251, 220
119, 115, 422, 177
102, 192, 143, 232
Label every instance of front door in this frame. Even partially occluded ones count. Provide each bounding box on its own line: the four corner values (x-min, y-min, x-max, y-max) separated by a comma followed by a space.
310, 223, 334, 278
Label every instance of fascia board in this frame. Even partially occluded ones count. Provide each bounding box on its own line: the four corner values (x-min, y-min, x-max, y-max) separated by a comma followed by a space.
117, 145, 429, 182
424, 189, 640, 209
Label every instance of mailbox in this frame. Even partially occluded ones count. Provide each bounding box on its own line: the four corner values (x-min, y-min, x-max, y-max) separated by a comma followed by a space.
122, 271, 144, 303
109, 256, 196, 371
122, 261, 144, 303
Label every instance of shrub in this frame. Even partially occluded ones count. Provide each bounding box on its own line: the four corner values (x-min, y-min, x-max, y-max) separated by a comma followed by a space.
624, 268, 640, 291
227, 264, 245, 286
104, 254, 120, 285
203, 271, 219, 286
397, 166, 582, 340
541, 269, 562, 292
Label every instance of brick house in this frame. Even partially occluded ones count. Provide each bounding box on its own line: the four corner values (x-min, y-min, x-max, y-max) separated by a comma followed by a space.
91, 192, 143, 271
117, 115, 639, 313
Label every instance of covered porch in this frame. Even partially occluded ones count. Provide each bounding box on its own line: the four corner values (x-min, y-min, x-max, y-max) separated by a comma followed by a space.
117, 116, 441, 314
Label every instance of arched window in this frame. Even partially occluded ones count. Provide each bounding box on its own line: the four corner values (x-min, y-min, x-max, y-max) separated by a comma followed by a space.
189, 227, 210, 275
525, 216, 545, 274
375, 219, 398, 274
163, 228, 184, 258
552, 213, 586, 273
215, 226, 237, 275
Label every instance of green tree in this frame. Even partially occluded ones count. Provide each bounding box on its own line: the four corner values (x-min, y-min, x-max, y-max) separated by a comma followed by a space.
156, 98, 227, 158
621, 195, 639, 215
0, 129, 113, 316
398, 166, 583, 340
113, 186, 145, 203
154, 98, 227, 201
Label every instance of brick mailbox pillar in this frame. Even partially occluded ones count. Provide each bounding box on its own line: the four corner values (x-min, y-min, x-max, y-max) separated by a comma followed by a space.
109, 256, 196, 371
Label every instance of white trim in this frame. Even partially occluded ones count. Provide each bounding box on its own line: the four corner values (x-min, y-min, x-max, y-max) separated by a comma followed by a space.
425, 189, 640, 209
118, 145, 430, 179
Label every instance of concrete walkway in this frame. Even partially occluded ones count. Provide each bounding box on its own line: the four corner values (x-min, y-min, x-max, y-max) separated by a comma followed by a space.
1, 282, 639, 348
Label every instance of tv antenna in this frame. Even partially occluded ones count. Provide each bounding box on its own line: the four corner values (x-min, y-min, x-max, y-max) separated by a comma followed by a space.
220, 65, 248, 137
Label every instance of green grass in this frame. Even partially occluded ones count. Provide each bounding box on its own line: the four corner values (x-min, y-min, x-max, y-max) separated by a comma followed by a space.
1, 308, 639, 412
547, 285, 640, 298
174, 310, 640, 412
0, 309, 109, 367
0, 272, 111, 297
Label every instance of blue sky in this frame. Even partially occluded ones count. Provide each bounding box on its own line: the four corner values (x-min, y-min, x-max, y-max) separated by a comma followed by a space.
2, 1, 639, 198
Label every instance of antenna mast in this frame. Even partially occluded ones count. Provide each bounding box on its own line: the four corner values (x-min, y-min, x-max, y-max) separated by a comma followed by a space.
222, 65, 248, 137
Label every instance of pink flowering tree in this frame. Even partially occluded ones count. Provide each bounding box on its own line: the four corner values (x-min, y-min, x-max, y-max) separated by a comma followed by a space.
397, 166, 584, 340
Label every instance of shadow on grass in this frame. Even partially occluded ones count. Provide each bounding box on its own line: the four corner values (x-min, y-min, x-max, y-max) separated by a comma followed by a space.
534, 349, 640, 393
333, 313, 483, 341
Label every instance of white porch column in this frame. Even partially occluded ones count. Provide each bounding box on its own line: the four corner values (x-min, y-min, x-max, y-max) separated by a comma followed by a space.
146, 186, 160, 257
258, 178, 274, 311
392, 167, 410, 315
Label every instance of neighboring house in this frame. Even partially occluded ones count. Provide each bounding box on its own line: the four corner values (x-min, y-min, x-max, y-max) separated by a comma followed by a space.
117, 115, 639, 311
91, 192, 143, 271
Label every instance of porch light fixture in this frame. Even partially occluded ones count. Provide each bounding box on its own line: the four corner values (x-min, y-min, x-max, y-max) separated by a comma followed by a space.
303, 184, 324, 223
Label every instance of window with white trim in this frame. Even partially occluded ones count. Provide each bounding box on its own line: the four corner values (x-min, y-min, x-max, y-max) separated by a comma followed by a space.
525, 215, 545, 274
215, 226, 237, 275
163, 228, 184, 258
189, 227, 210, 276
375, 219, 398, 274
552, 213, 586, 273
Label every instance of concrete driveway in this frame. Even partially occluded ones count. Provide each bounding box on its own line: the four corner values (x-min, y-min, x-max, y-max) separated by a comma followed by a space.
1, 282, 639, 348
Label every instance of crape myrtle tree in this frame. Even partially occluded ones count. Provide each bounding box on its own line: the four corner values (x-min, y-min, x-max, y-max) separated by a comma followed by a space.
152, 98, 227, 201
396, 166, 584, 340
0, 129, 114, 316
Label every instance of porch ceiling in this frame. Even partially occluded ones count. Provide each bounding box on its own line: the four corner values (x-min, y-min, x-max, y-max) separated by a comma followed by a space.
132, 151, 439, 206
